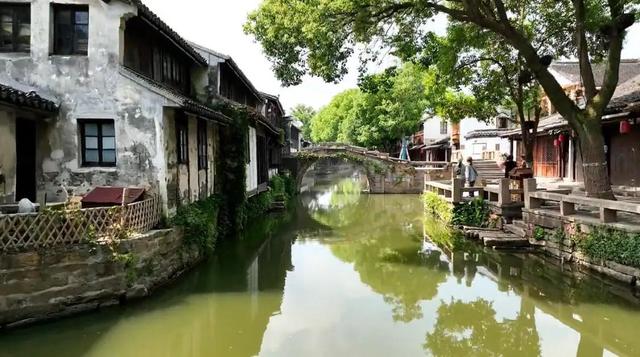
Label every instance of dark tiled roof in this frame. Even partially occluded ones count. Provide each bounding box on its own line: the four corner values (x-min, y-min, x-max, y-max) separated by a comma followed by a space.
128, 0, 207, 65
260, 91, 285, 115
465, 128, 510, 139
549, 60, 640, 86
425, 136, 450, 149
190, 42, 263, 101
182, 98, 231, 124
0, 84, 58, 113
248, 108, 280, 136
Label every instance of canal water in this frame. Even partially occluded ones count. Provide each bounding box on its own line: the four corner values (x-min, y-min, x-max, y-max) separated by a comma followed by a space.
2, 166, 640, 357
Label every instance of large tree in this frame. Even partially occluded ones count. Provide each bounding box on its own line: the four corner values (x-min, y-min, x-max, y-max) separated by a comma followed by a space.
246, 0, 638, 198
420, 23, 551, 168
290, 104, 317, 139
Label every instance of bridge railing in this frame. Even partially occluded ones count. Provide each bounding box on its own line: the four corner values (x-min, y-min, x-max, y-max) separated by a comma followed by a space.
426, 178, 523, 205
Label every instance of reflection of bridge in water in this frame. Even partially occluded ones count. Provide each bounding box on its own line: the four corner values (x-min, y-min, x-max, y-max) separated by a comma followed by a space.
426, 231, 640, 357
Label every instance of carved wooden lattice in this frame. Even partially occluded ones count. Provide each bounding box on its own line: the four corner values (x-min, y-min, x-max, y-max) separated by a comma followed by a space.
0, 196, 161, 252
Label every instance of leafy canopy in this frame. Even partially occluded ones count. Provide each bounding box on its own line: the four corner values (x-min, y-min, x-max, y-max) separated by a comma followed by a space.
290, 104, 317, 139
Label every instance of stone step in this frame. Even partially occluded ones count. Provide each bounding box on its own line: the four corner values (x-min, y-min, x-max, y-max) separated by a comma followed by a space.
512, 220, 527, 229
504, 224, 527, 238
483, 236, 530, 248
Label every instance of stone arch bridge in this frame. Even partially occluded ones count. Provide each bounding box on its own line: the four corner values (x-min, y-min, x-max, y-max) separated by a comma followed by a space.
284, 144, 451, 194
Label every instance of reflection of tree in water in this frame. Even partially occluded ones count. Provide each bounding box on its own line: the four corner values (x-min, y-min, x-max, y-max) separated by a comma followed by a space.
425, 298, 540, 357
326, 192, 450, 322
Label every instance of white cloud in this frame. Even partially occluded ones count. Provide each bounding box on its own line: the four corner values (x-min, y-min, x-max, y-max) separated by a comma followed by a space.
143, 1, 640, 113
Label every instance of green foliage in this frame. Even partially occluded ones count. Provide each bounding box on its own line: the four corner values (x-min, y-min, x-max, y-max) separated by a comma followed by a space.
246, 191, 274, 219
533, 227, 547, 241
290, 104, 316, 139
172, 196, 220, 254
422, 192, 453, 224
578, 226, 640, 268
214, 103, 249, 238
245, 0, 636, 195
451, 199, 489, 227
247, 174, 295, 219
551, 228, 567, 243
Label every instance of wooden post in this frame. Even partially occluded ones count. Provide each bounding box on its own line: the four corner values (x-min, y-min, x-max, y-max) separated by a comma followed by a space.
452, 178, 463, 203
523, 178, 540, 209
498, 178, 511, 206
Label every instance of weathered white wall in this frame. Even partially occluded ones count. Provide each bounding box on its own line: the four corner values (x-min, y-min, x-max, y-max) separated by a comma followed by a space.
423, 115, 510, 160
459, 119, 510, 159
423, 115, 449, 142
0, 111, 16, 202
0, 0, 209, 213
246, 126, 258, 192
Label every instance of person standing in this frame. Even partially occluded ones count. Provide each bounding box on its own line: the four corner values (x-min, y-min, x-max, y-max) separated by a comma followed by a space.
455, 158, 465, 184
465, 157, 478, 188
504, 155, 517, 178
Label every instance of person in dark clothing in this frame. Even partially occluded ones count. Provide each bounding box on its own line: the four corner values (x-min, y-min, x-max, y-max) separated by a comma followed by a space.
504, 155, 517, 178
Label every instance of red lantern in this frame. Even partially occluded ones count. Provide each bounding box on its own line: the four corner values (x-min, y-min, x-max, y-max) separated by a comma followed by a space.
558, 133, 566, 143
553, 139, 559, 147
620, 120, 632, 134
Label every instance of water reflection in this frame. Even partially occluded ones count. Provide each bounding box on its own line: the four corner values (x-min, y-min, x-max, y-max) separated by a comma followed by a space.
2, 170, 640, 357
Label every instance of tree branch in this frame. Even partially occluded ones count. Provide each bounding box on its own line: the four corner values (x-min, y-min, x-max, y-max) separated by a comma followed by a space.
573, 0, 597, 101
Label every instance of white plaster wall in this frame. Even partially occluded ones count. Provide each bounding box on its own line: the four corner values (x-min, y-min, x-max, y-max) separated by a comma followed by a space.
422, 115, 449, 142
0, 0, 182, 207
0, 111, 16, 202
246, 126, 258, 192
459, 119, 511, 160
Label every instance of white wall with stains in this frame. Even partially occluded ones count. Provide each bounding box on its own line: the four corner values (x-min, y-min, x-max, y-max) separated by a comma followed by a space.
0, 0, 221, 214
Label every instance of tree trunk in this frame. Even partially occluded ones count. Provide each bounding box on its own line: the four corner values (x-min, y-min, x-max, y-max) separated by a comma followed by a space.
576, 120, 616, 199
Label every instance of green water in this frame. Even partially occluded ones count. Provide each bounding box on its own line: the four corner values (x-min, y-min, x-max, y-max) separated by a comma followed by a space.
2, 175, 640, 357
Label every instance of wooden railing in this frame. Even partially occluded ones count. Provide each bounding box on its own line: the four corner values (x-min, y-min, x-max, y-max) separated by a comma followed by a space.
0, 196, 161, 252
524, 178, 640, 224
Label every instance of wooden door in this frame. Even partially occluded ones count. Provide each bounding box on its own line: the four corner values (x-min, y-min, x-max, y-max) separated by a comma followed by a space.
534, 136, 558, 178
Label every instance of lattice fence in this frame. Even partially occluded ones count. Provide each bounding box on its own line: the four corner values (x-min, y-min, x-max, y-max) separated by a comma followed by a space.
0, 196, 161, 252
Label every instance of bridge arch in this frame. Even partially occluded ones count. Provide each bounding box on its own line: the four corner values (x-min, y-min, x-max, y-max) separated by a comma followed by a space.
284, 144, 427, 194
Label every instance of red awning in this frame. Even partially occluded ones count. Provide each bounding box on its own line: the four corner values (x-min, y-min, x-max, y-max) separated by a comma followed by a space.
81, 187, 145, 206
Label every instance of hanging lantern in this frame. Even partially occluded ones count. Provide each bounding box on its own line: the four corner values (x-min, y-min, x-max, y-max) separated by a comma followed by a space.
558, 133, 566, 143
620, 120, 632, 134
553, 139, 559, 147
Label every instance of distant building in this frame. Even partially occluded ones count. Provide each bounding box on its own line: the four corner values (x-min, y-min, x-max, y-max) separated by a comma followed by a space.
420, 113, 512, 162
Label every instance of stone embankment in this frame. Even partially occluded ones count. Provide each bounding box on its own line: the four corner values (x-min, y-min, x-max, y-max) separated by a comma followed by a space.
0, 229, 201, 329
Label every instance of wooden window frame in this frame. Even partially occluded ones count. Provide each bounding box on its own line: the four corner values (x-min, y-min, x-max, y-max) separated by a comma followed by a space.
52, 4, 89, 56
440, 121, 448, 135
197, 119, 208, 170
176, 115, 189, 164
79, 119, 116, 167
0, 3, 31, 53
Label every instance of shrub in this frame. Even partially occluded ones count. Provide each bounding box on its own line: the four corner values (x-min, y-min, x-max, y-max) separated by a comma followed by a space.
172, 196, 220, 254
422, 192, 453, 223
451, 198, 489, 227
533, 227, 547, 241
578, 226, 640, 268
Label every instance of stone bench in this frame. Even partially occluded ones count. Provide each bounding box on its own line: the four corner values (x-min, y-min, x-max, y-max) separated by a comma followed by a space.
524, 179, 640, 223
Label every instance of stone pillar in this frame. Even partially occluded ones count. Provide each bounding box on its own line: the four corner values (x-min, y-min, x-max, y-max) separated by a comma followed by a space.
452, 178, 463, 203
523, 178, 540, 209
498, 178, 511, 206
